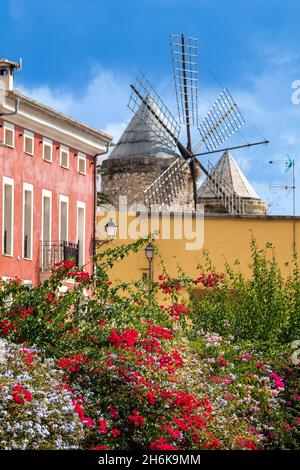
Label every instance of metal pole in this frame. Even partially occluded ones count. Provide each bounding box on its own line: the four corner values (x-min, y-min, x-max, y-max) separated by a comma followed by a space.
193, 140, 269, 158
293, 159, 296, 217
181, 33, 198, 210
148, 259, 152, 307
292, 159, 296, 256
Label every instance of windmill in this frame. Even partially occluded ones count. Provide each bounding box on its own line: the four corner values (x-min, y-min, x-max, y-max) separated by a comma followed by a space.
127, 33, 269, 214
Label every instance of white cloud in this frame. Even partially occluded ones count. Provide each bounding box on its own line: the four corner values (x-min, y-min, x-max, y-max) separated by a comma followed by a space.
19, 67, 132, 143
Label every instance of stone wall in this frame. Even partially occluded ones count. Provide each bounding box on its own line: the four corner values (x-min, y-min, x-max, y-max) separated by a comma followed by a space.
198, 197, 267, 215
101, 156, 194, 210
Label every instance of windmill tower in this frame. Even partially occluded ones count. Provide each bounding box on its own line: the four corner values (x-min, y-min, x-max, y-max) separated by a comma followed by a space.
198, 151, 267, 215
102, 33, 268, 214
101, 98, 193, 209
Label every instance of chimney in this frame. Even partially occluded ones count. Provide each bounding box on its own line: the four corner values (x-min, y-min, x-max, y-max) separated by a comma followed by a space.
0, 59, 21, 95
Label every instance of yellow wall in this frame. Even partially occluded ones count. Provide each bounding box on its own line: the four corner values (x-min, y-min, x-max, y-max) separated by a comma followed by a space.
96, 212, 300, 285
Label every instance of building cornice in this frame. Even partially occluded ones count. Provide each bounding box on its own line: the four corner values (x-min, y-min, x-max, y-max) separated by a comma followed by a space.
0, 92, 112, 155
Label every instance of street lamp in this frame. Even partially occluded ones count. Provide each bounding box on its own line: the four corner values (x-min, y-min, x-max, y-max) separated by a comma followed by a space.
145, 242, 154, 306
105, 218, 118, 239
96, 218, 118, 248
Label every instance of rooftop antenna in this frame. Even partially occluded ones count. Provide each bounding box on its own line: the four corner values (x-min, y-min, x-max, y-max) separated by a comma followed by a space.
128, 33, 269, 213
269, 155, 296, 254
269, 156, 295, 216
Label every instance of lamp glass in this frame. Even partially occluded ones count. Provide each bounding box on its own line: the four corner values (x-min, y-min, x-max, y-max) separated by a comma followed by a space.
145, 243, 154, 261
105, 218, 117, 239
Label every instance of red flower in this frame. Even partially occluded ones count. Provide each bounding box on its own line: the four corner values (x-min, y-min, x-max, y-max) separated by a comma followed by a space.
149, 439, 177, 450
238, 439, 258, 450
111, 428, 121, 438
217, 357, 229, 368
12, 385, 32, 405
0, 319, 15, 336
108, 328, 139, 349
46, 292, 55, 303
97, 419, 108, 434
148, 324, 173, 340
145, 391, 156, 406
128, 409, 145, 427
109, 405, 119, 420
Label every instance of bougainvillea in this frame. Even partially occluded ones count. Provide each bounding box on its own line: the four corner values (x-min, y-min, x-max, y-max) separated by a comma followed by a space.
0, 238, 299, 450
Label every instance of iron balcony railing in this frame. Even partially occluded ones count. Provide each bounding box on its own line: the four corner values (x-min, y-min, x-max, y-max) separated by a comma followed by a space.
40, 240, 79, 272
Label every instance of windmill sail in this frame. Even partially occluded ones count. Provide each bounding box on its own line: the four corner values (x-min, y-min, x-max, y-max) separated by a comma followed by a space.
170, 33, 199, 127
144, 157, 193, 209
194, 88, 245, 153
127, 37, 250, 214
128, 70, 180, 152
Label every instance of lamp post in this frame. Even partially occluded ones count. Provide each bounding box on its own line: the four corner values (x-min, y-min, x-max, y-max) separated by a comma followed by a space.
96, 218, 118, 249
145, 242, 154, 306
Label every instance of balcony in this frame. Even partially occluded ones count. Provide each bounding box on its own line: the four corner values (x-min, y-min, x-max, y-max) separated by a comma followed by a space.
40, 240, 79, 272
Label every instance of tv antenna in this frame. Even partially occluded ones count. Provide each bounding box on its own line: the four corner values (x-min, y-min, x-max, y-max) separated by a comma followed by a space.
269, 155, 296, 216
128, 33, 269, 213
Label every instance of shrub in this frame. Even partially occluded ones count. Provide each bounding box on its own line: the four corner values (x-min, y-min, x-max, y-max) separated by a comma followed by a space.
0, 339, 84, 449
190, 239, 300, 343
0, 238, 298, 449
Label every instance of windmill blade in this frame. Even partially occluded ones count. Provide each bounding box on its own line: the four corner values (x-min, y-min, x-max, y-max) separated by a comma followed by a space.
128, 70, 181, 151
144, 157, 193, 208
170, 33, 199, 127
194, 88, 245, 153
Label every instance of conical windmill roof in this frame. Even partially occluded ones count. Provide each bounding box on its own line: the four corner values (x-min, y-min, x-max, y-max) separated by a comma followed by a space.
108, 100, 178, 160
198, 151, 259, 199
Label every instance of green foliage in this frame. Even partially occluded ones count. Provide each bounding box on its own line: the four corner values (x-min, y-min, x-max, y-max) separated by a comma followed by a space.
191, 238, 300, 343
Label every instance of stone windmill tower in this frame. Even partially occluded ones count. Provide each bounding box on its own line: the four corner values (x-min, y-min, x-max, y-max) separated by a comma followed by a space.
101, 103, 193, 209
198, 151, 267, 215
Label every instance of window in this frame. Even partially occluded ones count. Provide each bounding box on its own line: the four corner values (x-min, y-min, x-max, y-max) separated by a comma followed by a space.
4, 122, 14, 148
24, 130, 34, 155
78, 152, 86, 175
59, 195, 69, 243
2, 177, 14, 256
77, 201, 86, 265
60, 145, 69, 169
23, 183, 33, 260
42, 190, 52, 244
43, 138, 52, 162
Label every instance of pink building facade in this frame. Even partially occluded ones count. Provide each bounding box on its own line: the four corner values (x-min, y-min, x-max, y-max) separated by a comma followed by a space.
0, 59, 111, 284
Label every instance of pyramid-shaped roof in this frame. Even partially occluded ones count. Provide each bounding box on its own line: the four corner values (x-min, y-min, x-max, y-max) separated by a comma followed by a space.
198, 151, 259, 199
108, 101, 178, 160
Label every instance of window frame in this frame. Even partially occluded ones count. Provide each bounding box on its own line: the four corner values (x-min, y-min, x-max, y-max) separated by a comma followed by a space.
24, 130, 34, 156
43, 137, 53, 163
76, 200, 86, 266
41, 189, 52, 244
22, 182, 34, 260
3, 122, 15, 148
60, 145, 70, 169
2, 176, 14, 257
59, 194, 69, 244
78, 152, 87, 175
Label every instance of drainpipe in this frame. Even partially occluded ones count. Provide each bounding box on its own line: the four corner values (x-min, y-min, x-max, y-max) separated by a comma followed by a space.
0, 97, 20, 117
92, 142, 111, 272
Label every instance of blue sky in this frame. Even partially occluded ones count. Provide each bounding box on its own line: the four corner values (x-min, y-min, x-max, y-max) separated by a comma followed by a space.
2, 0, 300, 214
